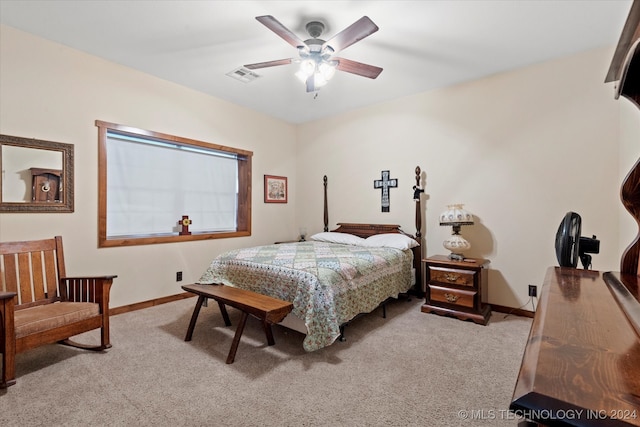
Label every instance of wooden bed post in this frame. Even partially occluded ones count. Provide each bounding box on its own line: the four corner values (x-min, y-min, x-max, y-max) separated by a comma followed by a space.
414, 166, 423, 241
414, 166, 425, 287
323, 175, 329, 232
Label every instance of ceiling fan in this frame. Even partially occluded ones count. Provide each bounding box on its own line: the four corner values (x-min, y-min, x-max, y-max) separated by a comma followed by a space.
244, 15, 383, 93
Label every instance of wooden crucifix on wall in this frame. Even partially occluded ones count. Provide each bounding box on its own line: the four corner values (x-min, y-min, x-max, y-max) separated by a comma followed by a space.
374, 170, 398, 212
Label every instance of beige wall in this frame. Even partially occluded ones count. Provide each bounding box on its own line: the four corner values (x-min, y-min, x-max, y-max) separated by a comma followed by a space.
297, 47, 627, 308
1, 25, 636, 311
0, 26, 298, 308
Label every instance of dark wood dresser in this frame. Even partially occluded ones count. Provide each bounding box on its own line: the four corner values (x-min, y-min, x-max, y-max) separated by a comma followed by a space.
511, 3, 640, 425
510, 267, 640, 426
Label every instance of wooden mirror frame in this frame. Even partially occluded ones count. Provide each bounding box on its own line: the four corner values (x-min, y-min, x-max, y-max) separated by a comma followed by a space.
0, 134, 74, 213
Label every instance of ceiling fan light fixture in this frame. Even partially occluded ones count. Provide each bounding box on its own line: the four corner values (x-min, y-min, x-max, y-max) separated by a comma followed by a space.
295, 70, 308, 83
318, 61, 336, 80
248, 15, 381, 93
296, 58, 336, 90
299, 59, 316, 76
321, 46, 334, 59
313, 73, 328, 88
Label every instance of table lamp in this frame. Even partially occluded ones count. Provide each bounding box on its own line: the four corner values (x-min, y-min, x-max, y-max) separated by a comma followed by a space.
439, 204, 474, 260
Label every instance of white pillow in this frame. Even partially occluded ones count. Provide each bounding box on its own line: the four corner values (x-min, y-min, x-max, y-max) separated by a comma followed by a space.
310, 232, 365, 246
363, 233, 419, 250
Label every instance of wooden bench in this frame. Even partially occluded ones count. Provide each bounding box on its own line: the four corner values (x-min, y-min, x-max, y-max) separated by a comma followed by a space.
0, 236, 116, 388
182, 284, 293, 364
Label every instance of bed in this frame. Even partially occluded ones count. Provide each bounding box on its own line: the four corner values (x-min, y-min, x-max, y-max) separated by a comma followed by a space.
197, 168, 425, 352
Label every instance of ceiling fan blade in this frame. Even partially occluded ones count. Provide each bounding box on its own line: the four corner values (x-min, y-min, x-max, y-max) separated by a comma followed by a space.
335, 58, 383, 79
244, 58, 293, 70
322, 16, 379, 53
256, 15, 308, 51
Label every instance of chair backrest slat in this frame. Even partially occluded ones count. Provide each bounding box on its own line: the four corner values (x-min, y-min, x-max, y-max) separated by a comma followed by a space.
17, 252, 33, 304
43, 249, 58, 299
2, 253, 18, 294
54, 236, 66, 278
31, 251, 46, 301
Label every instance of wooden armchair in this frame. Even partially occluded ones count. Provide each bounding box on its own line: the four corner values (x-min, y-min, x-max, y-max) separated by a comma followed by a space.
0, 236, 116, 388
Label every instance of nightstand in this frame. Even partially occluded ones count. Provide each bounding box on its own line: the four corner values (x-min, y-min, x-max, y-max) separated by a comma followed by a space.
421, 255, 491, 325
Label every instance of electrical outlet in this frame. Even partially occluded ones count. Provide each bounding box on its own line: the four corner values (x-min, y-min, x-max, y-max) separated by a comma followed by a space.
528, 284, 537, 297
176, 271, 183, 282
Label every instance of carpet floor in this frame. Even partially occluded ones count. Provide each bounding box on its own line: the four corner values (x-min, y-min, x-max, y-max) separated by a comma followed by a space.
0, 296, 532, 426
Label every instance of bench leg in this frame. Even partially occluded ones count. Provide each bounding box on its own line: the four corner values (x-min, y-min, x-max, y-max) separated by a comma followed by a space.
226, 311, 248, 364
262, 321, 275, 346
217, 301, 231, 327
185, 295, 206, 341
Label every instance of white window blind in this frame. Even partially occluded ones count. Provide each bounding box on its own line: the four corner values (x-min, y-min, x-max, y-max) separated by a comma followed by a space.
106, 132, 238, 237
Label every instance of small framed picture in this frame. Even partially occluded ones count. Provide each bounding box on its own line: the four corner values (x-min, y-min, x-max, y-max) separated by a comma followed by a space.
264, 175, 287, 203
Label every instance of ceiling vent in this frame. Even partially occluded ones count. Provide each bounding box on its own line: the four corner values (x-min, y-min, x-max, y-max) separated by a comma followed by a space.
226, 67, 261, 83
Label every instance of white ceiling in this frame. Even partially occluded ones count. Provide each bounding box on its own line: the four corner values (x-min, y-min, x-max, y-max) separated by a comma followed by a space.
0, 0, 633, 124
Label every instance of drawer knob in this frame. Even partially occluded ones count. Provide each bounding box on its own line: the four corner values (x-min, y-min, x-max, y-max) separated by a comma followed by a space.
444, 293, 459, 303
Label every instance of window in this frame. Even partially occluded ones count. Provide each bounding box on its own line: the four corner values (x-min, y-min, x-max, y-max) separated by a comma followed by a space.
96, 121, 252, 247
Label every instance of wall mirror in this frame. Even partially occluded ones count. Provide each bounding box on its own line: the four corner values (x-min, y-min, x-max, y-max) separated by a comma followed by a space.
0, 134, 74, 213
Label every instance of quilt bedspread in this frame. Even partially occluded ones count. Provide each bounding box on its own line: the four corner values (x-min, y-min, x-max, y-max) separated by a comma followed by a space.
197, 241, 413, 351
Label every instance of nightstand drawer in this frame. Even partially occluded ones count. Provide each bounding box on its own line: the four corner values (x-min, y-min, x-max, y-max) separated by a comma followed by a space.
429, 285, 476, 308
430, 267, 476, 288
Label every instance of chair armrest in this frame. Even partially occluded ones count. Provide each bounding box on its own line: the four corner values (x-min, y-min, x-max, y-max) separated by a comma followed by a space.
0, 291, 17, 301
61, 275, 118, 280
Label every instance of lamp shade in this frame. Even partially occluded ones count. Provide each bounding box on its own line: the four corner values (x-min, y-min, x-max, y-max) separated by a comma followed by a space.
439, 204, 474, 226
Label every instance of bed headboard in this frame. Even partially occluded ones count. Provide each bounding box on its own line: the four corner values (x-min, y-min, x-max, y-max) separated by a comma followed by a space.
331, 223, 407, 238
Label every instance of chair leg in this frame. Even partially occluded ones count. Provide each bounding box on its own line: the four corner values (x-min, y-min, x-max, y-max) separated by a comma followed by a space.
1, 348, 16, 388
100, 311, 111, 349
0, 298, 16, 388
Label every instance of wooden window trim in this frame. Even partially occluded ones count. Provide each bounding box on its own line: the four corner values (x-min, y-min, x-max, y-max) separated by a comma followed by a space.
96, 120, 252, 247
